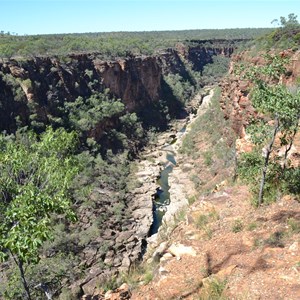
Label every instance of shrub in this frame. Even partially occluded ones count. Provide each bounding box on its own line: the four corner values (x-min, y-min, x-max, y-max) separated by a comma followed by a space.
200, 278, 228, 300
237, 151, 263, 184
231, 219, 243, 233
287, 218, 300, 234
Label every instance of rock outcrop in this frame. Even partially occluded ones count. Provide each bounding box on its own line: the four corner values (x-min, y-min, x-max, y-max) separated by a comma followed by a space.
0, 40, 238, 135
0, 54, 161, 137
220, 49, 300, 139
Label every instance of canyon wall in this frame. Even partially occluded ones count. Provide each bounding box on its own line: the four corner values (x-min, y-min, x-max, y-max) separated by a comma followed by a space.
0, 42, 237, 133
220, 49, 300, 140
0, 42, 238, 297
0, 54, 162, 134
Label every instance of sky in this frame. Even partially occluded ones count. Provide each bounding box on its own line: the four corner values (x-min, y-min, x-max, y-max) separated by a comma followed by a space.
0, 0, 299, 35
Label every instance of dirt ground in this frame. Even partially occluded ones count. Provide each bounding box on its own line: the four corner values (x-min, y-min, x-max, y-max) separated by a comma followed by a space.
131, 183, 300, 300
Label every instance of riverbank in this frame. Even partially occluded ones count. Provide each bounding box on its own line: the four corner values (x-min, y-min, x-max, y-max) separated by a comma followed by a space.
130, 82, 300, 300
79, 88, 214, 298
144, 88, 215, 252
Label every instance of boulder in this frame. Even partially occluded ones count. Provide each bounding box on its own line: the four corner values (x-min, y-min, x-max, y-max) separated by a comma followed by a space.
104, 283, 131, 300
152, 241, 168, 262
168, 243, 197, 258
115, 231, 135, 244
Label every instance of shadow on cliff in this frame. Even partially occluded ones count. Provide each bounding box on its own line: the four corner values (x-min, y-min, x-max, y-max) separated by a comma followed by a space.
137, 78, 187, 132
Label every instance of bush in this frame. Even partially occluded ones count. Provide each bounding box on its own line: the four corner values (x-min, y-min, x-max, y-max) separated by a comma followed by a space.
200, 278, 228, 300
202, 55, 230, 85
231, 219, 243, 233
237, 151, 263, 184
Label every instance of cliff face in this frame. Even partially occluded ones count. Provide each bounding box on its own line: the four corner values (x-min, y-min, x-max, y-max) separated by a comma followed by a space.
96, 57, 161, 111
186, 45, 234, 72
0, 54, 162, 134
220, 49, 300, 139
0, 41, 239, 136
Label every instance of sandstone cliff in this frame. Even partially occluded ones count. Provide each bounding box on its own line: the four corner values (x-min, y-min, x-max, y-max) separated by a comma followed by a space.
0, 42, 238, 298
220, 49, 300, 139
0, 54, 161, 135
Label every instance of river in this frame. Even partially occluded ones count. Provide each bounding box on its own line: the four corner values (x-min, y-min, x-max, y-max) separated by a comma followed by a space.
147, 88, 214, 237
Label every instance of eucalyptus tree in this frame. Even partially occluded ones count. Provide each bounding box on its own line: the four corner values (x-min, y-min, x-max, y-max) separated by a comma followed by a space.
241, 53, 300, 205
0, 127, 79, 300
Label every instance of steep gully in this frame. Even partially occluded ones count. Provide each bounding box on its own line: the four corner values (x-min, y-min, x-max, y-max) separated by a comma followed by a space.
131, 50, 300, 300
140, 90, 213, 245
0, 43, 235, 295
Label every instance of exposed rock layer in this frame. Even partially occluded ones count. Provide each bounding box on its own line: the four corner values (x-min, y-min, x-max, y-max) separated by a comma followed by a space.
220, 49, 300, 138
0, 55, 161, 136
0, 42, 237, 297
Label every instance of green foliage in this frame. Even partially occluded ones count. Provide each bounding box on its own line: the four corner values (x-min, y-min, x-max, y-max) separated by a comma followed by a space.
65, 90, 125, 132
122, 261, 156, 289
264, 231, 285, 248
278, 13, 299, 28
63, 89, 146, 155
202, 55, 230, 85
199, 278, 228, 300
238, 53, 300, 204
247, 222, 258, 231
287, 217, 300, 234
195, 214, 209, 229
0, 127, 80, 299
246, 121, 272, 145
119, 112, 144, 141
0, 72, 26, 102
190, 173, 202, 189
238, 151, 263, 184
0, 28, 271, 59
164, 73, 196, 104
281, 167, 300, 195
256, 14, 300, 50
78, 223, 101, 246
101, 275, 118, 292
1, 253, 80, 300
231, 219, 243, 233
203, 151, 213, 166
195, 210, 219, 240
251, 83, 300, 125
21, 79, 32, 90
238, 151, 283, 206
188, 195, 197, 205
0, 127, 79, 265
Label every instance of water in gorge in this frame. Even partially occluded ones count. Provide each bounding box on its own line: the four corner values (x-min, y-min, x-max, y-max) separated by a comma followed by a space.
149, 137, 179, 235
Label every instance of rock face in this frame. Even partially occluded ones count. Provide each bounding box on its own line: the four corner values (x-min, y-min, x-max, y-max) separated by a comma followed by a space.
184, 41, 235, 72
220, 49, 300, 139
94, 56, 161, 111
0, 41, 237, 135
0, 54, 162, 136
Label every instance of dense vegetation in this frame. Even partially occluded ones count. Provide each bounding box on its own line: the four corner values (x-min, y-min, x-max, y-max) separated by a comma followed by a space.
0, 30, 213, 297
234, 15, 300, 205
0, 28, 271, 59
0, 85, 162, 298
0, 128, 79, 300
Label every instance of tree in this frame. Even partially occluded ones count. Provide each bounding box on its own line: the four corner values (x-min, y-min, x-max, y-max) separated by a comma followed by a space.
242, 54, 300, 205
280, 13, 299, 28
0, 127, 79, 300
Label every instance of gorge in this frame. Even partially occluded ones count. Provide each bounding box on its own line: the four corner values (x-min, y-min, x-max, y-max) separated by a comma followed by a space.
1, 28, 300, 299
0, 40, 236, 298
